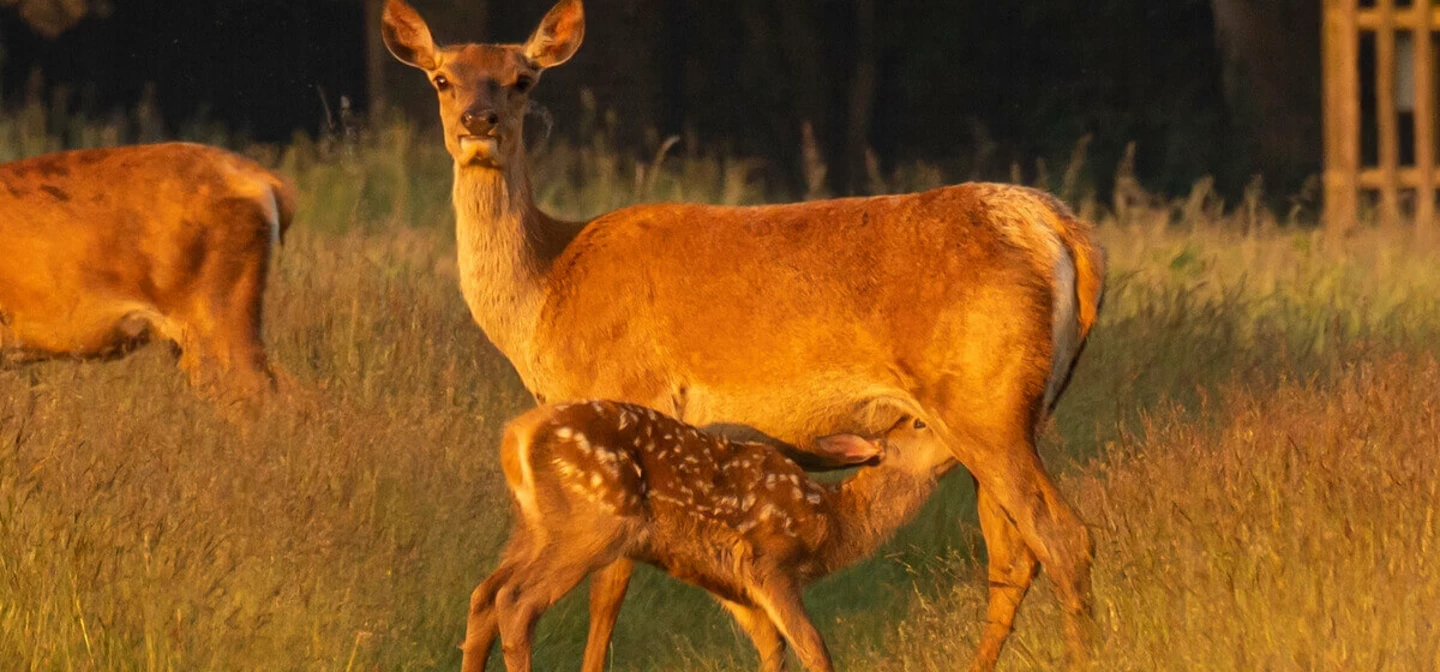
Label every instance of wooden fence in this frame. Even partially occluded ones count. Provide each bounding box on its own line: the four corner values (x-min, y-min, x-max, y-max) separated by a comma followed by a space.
1324, 0, 1439, 241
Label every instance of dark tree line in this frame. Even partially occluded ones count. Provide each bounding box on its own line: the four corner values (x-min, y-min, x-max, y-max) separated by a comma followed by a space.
2, 0, 1321, 197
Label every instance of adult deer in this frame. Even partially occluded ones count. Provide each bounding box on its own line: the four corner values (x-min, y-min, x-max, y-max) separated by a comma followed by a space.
0, 143, 293, 402
466, 400, 958, 672
382, 1, 1105, 669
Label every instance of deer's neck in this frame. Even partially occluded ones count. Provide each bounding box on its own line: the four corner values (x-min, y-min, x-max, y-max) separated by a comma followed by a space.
452, 160, 563, 378
818, 467, 941, 575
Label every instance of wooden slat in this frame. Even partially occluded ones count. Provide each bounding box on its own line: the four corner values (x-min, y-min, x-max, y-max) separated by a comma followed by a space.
1357, 7, 1440, 30
1361, 166, 1423, 187
1356, 166, 1440, 188
1324, 0, 1361, 236
1416, 16, 1436, 240
1377, 0, 1401, 231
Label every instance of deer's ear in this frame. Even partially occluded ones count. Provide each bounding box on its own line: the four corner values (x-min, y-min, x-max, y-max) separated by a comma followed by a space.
811, 434, 883, 466
524, 0, 585, 68
382, 0, 439, 71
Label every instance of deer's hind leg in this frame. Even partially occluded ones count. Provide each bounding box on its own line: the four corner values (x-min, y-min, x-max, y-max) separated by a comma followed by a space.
170, 202, 279, 402
968, 482, 1041, 672
718, 597, 787, 672
939, 399, 1094, 670
580, 558, 634, 672
749, 574, 832, 672
462, 528, 536, 672
495, 519, 635, 672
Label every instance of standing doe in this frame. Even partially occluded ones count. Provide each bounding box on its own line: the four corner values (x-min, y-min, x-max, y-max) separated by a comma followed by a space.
383, 1, 1105, 668
466, 400, 957, 672
0, 143, 293, 402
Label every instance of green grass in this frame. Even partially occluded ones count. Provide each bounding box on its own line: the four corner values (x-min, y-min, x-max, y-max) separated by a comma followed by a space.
2, 111, 1439, 670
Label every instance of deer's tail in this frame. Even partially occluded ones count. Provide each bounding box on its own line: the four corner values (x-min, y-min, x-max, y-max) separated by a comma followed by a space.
1042, 196, 1106, 411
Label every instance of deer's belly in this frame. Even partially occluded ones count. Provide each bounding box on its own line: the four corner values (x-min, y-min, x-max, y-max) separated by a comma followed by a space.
0, 295, 157, 359
639, 525, 756, 605
676, 381, 910, 448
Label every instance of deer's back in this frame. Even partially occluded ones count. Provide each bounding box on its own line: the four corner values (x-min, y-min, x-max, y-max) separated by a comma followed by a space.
0, 143, 287, 357
532, 183, 1077, 444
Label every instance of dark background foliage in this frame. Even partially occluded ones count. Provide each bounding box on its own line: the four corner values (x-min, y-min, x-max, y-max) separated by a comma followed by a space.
0, 0, 1320, 198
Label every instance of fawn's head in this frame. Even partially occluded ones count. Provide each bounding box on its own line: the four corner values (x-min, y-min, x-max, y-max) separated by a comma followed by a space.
381, 0, 584, 169
816, 416, 955, 479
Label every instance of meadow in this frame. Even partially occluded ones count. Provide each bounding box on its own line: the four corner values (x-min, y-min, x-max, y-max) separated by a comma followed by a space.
1, 105, 1439, 671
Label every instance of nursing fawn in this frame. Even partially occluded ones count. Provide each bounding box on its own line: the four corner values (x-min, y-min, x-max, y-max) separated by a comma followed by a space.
463, 400, 958, 672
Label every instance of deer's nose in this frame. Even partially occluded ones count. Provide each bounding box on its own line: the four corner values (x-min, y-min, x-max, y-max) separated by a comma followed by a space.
461, 108, 499, 135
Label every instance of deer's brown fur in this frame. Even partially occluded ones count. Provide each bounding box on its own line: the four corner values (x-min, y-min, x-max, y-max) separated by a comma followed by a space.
383, 1, 1104, 669
0, 143, 294, 401
464, 400, 956, 672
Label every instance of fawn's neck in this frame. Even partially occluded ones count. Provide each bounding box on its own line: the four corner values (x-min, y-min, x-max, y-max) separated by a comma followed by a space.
818, 466, 942, 575
452, 158, 568, 377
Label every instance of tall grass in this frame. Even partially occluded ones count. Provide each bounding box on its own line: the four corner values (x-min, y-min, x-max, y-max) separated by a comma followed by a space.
1, 99, 1438, 670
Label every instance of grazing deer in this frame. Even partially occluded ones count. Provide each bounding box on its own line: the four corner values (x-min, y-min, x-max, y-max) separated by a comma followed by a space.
465, 400, 957, 672
382, 1, 1105, 669
0, 143, 293, 401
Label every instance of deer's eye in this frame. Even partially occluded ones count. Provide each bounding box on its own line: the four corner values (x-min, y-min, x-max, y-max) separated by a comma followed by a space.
912, 417, 927, 430
514, 75, 534, 93
433, 75, 450, 91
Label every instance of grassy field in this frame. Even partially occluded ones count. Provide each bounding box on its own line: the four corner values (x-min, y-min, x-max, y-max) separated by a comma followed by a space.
2, 118, 1439, 671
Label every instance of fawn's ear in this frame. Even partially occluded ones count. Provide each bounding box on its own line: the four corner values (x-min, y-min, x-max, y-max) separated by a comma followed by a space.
382, 0, 438, 70
812, 434, 883, 465
524, 0, 585, 68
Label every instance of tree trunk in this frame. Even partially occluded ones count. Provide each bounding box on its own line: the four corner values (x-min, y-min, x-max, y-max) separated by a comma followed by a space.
1210, 0, 1322, 186
844, 0, 878, 195
365, 0, 386, 113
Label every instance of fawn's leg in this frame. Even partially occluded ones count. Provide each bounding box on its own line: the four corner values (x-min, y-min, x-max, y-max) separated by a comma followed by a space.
718, 598, 787, 672
750, 576, 832, 672
461, 562, 518, 672
462, 548, 534, 672
496, 544, 623, 672
967, 482, 1041, 672
580, 558, 634, 672
462, 528, 538, 672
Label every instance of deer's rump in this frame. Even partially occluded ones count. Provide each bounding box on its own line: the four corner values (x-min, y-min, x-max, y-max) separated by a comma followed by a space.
534, 182, 1089, 445
0, 143, 290, 358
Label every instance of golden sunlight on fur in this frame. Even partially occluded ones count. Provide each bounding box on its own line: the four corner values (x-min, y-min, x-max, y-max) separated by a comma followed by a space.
383, 0, 1105, 668
0, 143, 293, 403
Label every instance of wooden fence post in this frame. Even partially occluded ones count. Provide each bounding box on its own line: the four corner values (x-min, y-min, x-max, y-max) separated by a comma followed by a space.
1416, 3, 1436, 243
1376, 0, 1400, 231
1323, 0, 1360, 240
